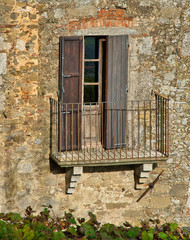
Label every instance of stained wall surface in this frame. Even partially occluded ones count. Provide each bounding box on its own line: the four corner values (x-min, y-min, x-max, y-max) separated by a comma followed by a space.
0, 0, 189, 226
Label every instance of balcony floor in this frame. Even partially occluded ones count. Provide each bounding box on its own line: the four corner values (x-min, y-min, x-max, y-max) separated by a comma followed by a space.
50, 146, 168, 167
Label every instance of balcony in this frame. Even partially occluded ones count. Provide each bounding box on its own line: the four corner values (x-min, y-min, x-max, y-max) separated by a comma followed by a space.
49, 94, 169, 167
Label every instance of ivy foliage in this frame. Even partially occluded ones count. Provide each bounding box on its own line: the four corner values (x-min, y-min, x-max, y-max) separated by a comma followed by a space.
0, 206, 189, 240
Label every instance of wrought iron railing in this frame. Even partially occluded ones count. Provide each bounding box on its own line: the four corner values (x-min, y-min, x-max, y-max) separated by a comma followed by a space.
50, 94, 169, 166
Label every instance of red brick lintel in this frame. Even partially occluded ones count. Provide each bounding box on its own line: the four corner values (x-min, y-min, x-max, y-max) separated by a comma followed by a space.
63, 9, 134, 32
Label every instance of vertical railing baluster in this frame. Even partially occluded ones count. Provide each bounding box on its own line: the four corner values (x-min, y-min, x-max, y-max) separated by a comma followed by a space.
55, 100, 58, 153
161, 97, 163, 153
108, 102, 110, 160
164, 99, 167, 155
163, 98, 165, 155
96, 102, 98, 162
126, 101, 128, 159
66, 104, 68, 161
132, 101, 134, 159
101, 102, 104, 160
90, 103, 92, 162
78, 103, 80, 163
120, 101, 122, 160
167, 98, 169, 157
150, 100, 152, 157
72, 103, 74, 163
155, 95, 158, 159
144, 101, 146, 158
53, 99, 55, 152
138, 101, 140, 159
84, 104, 86, 162
113, 102, 116, 160
58, 101, 61, 152
158, 96, 160, 152
50, 99, 52, 153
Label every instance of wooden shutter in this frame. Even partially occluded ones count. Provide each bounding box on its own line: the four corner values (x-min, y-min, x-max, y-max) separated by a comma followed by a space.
59, 37, 83, 151
104, 35, 128, 149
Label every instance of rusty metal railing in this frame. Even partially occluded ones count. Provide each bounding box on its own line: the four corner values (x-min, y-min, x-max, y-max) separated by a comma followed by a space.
50, 95, 169, 166
155, 93, 169, 157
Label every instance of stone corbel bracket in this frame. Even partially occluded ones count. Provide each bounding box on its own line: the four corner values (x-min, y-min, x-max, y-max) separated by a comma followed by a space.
66, 167, 83, 194
134, 164, 153, 190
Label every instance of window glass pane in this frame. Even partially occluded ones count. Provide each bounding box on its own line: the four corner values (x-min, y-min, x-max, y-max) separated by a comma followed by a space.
85, 37, 99, 59
84, 62, 99, 83
84, 85, 98, 103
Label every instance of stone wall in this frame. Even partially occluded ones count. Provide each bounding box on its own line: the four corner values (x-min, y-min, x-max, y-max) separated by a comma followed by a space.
0, 0, 189, 226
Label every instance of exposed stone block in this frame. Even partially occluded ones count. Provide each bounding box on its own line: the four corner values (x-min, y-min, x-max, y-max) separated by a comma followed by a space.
182, 32, 190, 56
68, 6, 97, 18
16, 39, 25, 51
140, 172, 150, 178
73, 167, 83, 175
70, 175, 81, 182
139, 37, 152, 55
54, 9, 65, 19
0, 53, 7, 74
151, 196, 171, 208
122, 210, 141, 218
106, 203, 126, 209
67, 188, 75, 194
143, 164, 153, 171
170, 184, 187, 198
17, 161, 33, 174
161, 7, 181, 19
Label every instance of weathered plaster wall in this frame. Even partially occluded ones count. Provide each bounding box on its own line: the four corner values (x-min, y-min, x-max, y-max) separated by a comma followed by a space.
0, 0, 189, 226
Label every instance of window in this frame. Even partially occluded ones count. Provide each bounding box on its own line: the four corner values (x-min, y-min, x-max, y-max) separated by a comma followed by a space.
59, 35, 128, 151
84, 36, 106, 104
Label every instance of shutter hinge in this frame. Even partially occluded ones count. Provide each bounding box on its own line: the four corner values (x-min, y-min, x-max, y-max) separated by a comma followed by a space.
63, 74, 71, 78
57, 87, 64, 97
126, 39, 129, 48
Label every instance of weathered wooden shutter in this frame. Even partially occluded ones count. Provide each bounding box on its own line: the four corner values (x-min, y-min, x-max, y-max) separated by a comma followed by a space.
104, 35, 128, 149
59, 37, 83, 151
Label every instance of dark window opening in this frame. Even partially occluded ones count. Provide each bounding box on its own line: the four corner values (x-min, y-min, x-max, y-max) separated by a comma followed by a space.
84, 85, 98, 103
84, 36, 106, 104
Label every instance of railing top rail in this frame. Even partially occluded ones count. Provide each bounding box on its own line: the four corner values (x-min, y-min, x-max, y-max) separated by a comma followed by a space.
49, 98, 159, 105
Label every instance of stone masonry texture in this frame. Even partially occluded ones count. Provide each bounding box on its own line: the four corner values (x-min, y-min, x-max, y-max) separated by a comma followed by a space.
0, 0, 189, 226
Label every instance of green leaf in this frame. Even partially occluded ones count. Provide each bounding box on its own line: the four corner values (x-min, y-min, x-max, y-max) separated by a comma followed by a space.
170, 223, 178, 232
142, 230, 154, 240
82, 222, 93, 229
68, 226, 77, 236
85, 229, 96, 239
53, 231, 66, 240
158, 232, 170, 240
69, 218, 76, 225
100, 223, 115, 234
23, 225, 35, 240
88, 212, 97, 223
7, 212, 22, 222
100, 232, 113, 240
43, 208, 49, 216
169, 235, 178, 240
114, 229, 122, 238
127, 227, 141, 238
121, 230, 129, 239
